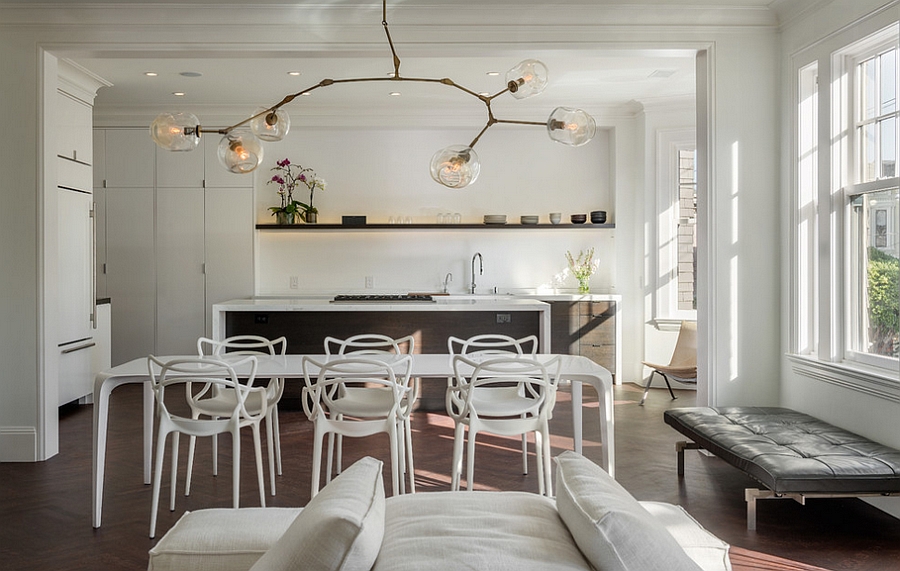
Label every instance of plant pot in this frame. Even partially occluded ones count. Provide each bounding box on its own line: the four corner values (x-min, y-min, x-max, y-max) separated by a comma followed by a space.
275, 212, 295, 225
305, 212, 317, 224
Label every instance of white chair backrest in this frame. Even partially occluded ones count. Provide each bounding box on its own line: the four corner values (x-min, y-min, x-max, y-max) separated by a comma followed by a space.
449, 354, 561, 418
147, 355, 262, 422
300, 355, 413, 419
324, 333, 415, 355
197, 335, 287, 357
447, 334, 538, 356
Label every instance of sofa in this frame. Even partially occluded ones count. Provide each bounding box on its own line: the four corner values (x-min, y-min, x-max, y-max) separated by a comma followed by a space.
148, 451, 732, 571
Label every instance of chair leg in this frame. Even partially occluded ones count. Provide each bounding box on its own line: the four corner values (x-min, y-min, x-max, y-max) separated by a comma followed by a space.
211, 428, 218, 476
311, 426, 324, 498
465, 428, 478, 492
232, 428, 241, 509
639, 371, 656, 406
388, 426, 400, 497
149, 430, 167, 539
521, 424, 528, 475
272, 406, 283, 476
534, 430, 545, 496
185, 434, 196, 496
325, 432, 335, 484
541, 425, 553, 497
169, 432, 179, 512
265, 414, 276, 496
405, 418, 416, 494
251, 423, 266, 507
661, 372, 677, 400
450, 423, 465, 491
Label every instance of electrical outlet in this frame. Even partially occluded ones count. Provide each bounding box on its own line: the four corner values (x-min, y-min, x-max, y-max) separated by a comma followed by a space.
365, 276, 374, 289
496, 313, 511, 324
290, 276, 299, 289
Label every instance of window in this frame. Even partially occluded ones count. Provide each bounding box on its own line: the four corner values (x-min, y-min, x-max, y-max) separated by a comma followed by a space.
847, 40, 899, 365
791, 19, 899, 396
677, 149, 698, 311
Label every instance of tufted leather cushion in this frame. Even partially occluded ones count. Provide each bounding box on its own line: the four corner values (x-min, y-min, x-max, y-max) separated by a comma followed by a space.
664, 407, 900, 493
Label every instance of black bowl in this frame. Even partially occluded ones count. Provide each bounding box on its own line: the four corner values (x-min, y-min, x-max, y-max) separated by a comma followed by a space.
571, 214, 587, 224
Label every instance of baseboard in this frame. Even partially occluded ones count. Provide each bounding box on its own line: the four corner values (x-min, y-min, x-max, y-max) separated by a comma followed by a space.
0, 427, 37, 462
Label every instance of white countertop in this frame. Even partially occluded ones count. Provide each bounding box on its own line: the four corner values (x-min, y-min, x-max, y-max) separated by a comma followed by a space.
214, 296, 550, 313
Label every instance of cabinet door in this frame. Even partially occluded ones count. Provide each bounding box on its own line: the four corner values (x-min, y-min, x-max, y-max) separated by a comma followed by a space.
104, 129, 156, 188
105, 187, 156, 365
578, 301, 617, 377
92, 129, 106, 189
156, 188, 206, 355
57, 188, 94, 343
157, 140, 204, 188
204, 187, 254, 337
57, 90, 92, 164
548, 301, 580, 355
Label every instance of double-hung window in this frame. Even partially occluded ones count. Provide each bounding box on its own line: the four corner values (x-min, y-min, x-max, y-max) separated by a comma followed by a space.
792, 19, 899, 396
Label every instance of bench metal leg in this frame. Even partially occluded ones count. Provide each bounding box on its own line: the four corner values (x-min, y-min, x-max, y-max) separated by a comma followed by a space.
675, 440, 702, 476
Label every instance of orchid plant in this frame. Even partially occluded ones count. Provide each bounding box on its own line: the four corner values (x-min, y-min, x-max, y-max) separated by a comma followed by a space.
267, 158, 326, 220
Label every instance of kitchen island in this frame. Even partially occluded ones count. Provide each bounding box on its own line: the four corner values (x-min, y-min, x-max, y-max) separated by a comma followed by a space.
212, 296, 552, 353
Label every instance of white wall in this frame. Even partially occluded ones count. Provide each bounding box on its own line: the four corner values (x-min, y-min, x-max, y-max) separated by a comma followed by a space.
0, 1, 782, 460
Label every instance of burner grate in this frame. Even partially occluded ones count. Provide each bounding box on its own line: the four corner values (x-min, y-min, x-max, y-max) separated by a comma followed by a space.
332, 294, 435, 303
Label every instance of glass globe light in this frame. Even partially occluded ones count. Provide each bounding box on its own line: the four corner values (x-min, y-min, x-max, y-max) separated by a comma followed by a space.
217, 128, 263, 174
546, 107, 596, 147
430, 145, 480, 189
505, 59, 549, 100
250, 107, 290, 142
149, 112, 201, 151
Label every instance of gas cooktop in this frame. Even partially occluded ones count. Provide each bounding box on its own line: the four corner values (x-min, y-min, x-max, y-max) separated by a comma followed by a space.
331, 294, 435, 303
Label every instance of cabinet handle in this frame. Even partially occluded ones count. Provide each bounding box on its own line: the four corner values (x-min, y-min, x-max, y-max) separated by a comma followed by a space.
90, 203, 97, 329
62, 341, 96, 354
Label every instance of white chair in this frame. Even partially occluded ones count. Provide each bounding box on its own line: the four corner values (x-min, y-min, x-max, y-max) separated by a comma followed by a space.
146, 355, 267, 538
639, 321, 697, 406
194, 335, 287, 496
447, 354, 561, 496
301, 355, 413, 497
447, 334, 538, 475
323, 334, 417, 493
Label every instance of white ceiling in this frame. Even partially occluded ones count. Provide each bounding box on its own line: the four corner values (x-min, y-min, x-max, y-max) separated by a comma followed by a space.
34, 0, 787, 120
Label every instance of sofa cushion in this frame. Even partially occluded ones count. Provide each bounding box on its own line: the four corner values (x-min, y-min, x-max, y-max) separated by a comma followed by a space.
639, 502, 731, 571
555, 451, 704, 571
249, 456, 386, 571
373, 491, 593, 571
148, 508, 302, 571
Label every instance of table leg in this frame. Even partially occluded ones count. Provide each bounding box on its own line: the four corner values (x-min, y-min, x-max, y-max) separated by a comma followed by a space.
92, 378, 117, 528
571, 380, 583, 455
599, 383, 614, 478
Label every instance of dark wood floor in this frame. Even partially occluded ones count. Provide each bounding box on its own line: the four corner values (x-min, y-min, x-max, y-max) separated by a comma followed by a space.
2, 381, 900, 571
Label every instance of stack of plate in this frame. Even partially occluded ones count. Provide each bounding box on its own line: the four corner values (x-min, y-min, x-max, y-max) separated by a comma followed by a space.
520, 215, 539, 225
484, 214, 507, 225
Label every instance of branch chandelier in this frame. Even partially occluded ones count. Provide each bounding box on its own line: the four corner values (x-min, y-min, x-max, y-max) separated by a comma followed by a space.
150, 0, 596, 189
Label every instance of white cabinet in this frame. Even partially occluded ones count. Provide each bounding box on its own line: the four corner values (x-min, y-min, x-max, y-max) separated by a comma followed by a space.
102, 129, 156, 188
156, 188, 206, 355
95, 128, 254, 363
57, 189, 94, 343
56, 90, 93, 165
105, 187, 157, 365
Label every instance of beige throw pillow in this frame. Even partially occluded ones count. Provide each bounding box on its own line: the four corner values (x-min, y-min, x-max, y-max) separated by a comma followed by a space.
250, 456, 386, 571
555, 451, 703, 571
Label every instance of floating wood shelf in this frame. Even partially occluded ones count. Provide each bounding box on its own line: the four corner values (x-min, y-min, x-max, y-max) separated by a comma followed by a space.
256, 223, 615, 230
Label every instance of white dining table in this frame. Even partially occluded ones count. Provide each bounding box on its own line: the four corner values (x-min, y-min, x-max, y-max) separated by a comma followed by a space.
91, 353, 614, 528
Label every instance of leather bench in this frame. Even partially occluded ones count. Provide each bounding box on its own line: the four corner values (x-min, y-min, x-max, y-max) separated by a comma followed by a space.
663, 407, 900, 529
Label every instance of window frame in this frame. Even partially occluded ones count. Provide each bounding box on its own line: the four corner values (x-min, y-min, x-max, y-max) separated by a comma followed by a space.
790, 18, 899, 402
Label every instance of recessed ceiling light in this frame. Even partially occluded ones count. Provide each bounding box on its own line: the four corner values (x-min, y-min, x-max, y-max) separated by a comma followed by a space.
287, 71, 301, 76
389, 92, 401, 96
486, 71, 500, 76
172, 92, 186, 96
144, 72, 158, 77
479, 92, 490, 97
179, 71, 202, 78
301, 92, 311, 96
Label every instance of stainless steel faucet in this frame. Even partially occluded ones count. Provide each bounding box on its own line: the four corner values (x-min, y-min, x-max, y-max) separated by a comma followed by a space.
470, 252, 483, 294
443, 272, 453, 294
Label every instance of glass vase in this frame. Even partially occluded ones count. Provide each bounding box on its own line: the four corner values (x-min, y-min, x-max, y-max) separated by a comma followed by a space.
275, 211, 294, 225
578, 276, 590, 294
